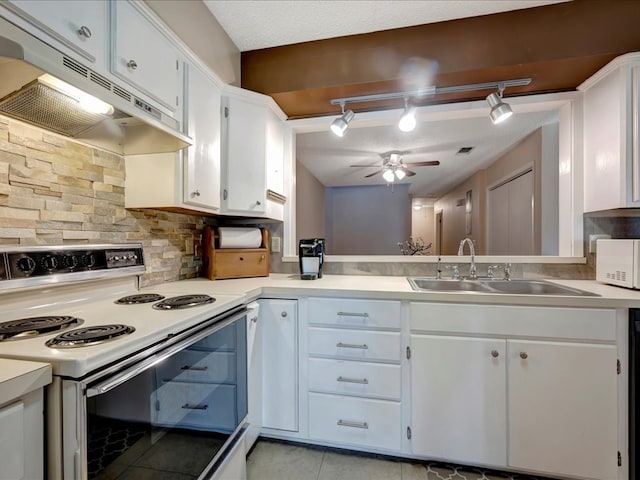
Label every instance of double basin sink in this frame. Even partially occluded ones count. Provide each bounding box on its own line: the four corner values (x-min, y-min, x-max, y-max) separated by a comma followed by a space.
407, 278, 599, 297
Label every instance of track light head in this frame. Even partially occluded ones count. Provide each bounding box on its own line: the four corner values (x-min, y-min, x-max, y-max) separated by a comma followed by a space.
330, 106, 355, 137
486, 91, 513, 124
398, 98, 416, 132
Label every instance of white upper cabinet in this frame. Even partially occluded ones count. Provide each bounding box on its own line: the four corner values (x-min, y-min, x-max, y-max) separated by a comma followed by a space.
221, 85, 288, 218
581, 52, 640, 211
182, 62, 221, 211
3, 0, 109, 65
110, 0, 181, 113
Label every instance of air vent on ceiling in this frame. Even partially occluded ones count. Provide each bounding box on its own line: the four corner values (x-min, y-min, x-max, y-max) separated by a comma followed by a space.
456, 146, 474, 155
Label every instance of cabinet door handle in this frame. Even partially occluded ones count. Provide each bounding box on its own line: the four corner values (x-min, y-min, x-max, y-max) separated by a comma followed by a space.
192, 190, 201, 197
182, 403, 208, 410
491, 350, 499, 358
337, 376, 368, 384
337, 312, 369, 318
336, 342, 368, 349
77, 25, 92, 38
520, 352, 528, 359
256, 200, 262, 206
337, 419, 368, 429
180, 365, 208, 371
127, 59, 138, 70
281, 311, 288, 317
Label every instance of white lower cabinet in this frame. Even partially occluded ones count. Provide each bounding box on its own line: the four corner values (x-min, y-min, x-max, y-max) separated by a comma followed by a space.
409, 302, 620, 480
261, 299, 298, 432
308, 392, 402, 451
305, 298, 403, 452
409, 335, 507, 466
507, 340, 618, 480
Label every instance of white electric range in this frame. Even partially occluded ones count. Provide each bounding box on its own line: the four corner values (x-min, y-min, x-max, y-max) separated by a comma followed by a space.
0, 243, 249, 480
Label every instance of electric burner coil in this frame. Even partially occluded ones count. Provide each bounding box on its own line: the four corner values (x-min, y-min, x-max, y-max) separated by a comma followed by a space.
152, 294, 215, 310
115, 293, 165, 305
0, 315, 84, 341
46, 324, 135, 348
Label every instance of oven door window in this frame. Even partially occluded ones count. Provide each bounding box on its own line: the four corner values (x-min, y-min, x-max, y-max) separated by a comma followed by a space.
86, 320, 247, 479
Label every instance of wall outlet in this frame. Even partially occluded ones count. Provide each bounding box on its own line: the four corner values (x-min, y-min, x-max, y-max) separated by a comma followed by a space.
271, 236, 281, 253
588, 234, 611, 253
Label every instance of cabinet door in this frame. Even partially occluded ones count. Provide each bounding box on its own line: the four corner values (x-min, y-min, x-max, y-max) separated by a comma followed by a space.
266, 108, 284, 195
410, 334, 507, 466
246, 303, 262, 450
6, 0, 107, 64
183, 63, 221, 210
261, 299, 298, 431
0, 401, 25, 479
223, 96, 267, 214
508, 340, 618, 480
111, 1, 180, 111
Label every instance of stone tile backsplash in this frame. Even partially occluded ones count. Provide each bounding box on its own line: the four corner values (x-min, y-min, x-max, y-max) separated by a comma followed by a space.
0, 116, 205, 287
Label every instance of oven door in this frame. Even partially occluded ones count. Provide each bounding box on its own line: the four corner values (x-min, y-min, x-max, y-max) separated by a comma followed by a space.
61, 307, 248, 480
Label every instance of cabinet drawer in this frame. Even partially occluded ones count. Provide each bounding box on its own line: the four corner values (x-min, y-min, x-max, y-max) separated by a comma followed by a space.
156, 350, 236, 384
308, 392, 401, 451
410, 303, 617, 341
308, 328, 401, 363
308, 358, 401, 400
154, 382, 236, 431
212, 250, 269, 280
308, 298, 401, 330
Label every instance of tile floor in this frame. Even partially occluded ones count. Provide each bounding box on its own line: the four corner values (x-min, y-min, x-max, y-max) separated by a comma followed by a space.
246, 440, 551, 480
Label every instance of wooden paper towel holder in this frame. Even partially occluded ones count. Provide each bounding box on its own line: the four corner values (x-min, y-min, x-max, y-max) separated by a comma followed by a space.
202, 226, 270, 280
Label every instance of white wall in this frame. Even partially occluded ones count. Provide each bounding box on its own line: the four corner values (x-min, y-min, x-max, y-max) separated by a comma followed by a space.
325, 184, 411, 255
411, 204, 435, 253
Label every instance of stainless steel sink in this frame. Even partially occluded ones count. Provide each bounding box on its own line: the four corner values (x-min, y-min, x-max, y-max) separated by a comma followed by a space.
407, 277, 599, 296
407, 278, 495, 293
481, 280, 599, 296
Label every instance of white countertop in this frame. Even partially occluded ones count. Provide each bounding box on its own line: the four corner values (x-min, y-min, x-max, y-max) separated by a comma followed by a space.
162, 274, 640, 309
0, 359, 51, 406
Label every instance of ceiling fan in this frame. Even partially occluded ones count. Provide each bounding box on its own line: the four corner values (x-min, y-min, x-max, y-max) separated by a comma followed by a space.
350, 151, 440, 182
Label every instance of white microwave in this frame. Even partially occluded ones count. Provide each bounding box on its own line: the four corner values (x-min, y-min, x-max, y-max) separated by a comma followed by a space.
596, 239, 640, 289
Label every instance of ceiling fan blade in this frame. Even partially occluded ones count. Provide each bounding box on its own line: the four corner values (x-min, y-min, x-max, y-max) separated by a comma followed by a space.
405, 169, 417, 177
404, 161, 440, 167
350, 163, 382, 168
364, 169, 383, 178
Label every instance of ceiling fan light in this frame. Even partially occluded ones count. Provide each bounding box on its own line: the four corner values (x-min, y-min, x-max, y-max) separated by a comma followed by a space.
382, 168, 395, 182
330, 109, 354, 137
486, 92, 513, 124
398, 106, 416, 132
395, 168, 406, 180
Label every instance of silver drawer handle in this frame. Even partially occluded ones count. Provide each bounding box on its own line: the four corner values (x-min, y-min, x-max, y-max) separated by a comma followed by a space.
127, 59, 138, 70
337, 376, 368, 385
336, 342, 368, 349
77, 26, 92, 38
182, 403, 208, 410
337, 312, 369, 318
180, 365, 208, 371
337, 419, 369, 429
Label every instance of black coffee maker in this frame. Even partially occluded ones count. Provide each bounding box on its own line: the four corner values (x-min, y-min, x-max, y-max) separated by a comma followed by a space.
298, 238, 325, 280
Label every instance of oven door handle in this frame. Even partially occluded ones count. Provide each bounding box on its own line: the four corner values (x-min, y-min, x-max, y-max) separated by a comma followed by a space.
86, 309, 247, 397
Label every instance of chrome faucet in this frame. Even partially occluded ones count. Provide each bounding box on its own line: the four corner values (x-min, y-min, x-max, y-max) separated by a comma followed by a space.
457, 237, 477, 279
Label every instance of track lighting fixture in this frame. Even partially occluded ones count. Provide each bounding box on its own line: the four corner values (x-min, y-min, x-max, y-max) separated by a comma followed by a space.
398, 97, 416, 132
486, 84, 513, 125
330, 103, 355, 137
329, 77, 530, 135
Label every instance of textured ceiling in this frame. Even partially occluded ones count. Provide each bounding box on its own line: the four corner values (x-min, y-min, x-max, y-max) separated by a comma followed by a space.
203, 0, 566, 51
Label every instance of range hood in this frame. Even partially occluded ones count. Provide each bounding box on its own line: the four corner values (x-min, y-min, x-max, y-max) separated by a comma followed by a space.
0, 17, 191, 155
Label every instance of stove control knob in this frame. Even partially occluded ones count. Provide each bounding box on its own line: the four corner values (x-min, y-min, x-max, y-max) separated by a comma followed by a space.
82, 253, 96, 268
16, 256, 36, 275
42, 255, 59, 271
113, 255, 121, 261
63, 254, 79, 270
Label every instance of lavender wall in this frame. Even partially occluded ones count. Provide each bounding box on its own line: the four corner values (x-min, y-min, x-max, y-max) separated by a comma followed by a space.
325, 184, 411, 255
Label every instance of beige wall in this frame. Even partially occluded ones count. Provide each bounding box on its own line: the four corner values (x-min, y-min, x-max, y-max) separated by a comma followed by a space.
434, 170, 486, 255
145, 0, 241, 85
0, 115, 206, 287
411, 203, 435, 253
296, 161, 326, 243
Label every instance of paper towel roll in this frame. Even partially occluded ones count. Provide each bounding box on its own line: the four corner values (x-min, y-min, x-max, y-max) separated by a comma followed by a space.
218, 227, 263, 249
